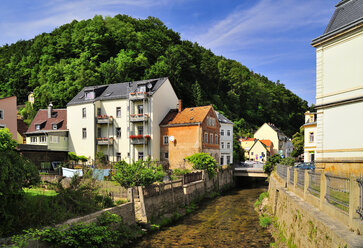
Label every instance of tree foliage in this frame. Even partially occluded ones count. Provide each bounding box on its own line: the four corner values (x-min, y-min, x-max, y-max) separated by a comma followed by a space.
291, 128, 304, 158
0, 15, 310, 137
185, 153, 218, 178
0, 128, 17, 152
263, 154, 282, 174
113, 159, 165, 188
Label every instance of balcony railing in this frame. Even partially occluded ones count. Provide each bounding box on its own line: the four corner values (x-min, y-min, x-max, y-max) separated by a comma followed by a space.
97, 115, 113, 124
96, 137, 114, 145
129, 135, 151, 145
129, 92, 149, 100
130, 113, 149, 122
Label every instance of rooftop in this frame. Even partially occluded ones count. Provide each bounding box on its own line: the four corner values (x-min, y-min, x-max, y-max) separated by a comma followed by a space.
160, 105, 214, 126
215, 111, 233, 124
26, 109, 67, 133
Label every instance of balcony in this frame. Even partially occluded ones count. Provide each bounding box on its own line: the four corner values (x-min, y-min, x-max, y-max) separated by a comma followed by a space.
97, 115, 113, 124
130, 113, 149, 122
129, 92, 149, 101
97, 137, 114, 145
130, 135, 151, 145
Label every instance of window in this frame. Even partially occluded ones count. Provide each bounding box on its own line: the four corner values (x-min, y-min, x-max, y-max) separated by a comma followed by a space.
251, 152, 254, 155
163, 135, 169, 145
49, 136, 59, 143
227, 130, 231, 136
116, 153, 121, 162
85, 91, 95, 100
97, 128, 102, 138
82, 128, 87, 139
30, 137, 37, 143
116, 107, 121, 118
204, 133, 208, 143
215, 134, 218, 144
165, 152, 169, 159
221, 129, 224, 136
137, 105, 143, 115
227, 156, 230, 164
137, 126, 143, 135
310, 116, 314, 122
39, 136, 46, 143
97, 108, 101, 116
210, 133, 213, 144
35, 124, 40, 130
0, 110, 3, 119
82, 108, 86, 118
52, 124, 58, 130
116, 128, 121, 138
309, 132, 314, 142
0, 124, 5, 129
221, 142, 225, 149
138, 85, 146, 92
227, 142, 231, 149
138, 152, 144, 161
220, 156, 224, 165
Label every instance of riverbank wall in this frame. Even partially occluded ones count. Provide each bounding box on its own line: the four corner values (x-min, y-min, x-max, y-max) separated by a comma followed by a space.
138, 168, 234, 221
268, 173, 363, 248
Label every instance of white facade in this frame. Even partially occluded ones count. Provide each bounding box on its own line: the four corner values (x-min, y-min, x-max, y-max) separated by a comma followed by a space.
219, 123, 233, 165
67, 78, 178, 163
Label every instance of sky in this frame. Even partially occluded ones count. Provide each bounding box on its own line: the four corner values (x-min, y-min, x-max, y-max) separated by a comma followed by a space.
0, 0, 337, 105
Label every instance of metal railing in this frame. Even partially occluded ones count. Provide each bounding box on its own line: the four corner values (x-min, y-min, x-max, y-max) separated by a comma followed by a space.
276, 164, 287, 180
184, 171, 203, 184
308, 170, 321, 197
296, 169, 305, 189
357, 177, 363, 220
325, 174, 350, 213
289, 168, 294, 185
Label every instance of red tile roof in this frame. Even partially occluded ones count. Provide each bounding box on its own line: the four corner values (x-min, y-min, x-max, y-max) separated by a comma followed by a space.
260, 139, 273, 147
160, 105, 213, 126
242, 138, 255, 142
27, 109, 67, 133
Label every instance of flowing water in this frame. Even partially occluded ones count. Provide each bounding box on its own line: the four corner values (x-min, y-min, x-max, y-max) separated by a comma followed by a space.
133, 183, 274, 248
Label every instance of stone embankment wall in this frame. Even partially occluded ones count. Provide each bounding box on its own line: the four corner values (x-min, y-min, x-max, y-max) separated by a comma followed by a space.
268, 174, 363, 248
139, 168, 234, 221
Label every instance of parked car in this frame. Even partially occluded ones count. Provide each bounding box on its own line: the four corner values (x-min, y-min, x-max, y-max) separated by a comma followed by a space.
295, 162, 315, 170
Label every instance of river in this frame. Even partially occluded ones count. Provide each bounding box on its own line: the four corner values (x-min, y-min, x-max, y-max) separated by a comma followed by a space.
133, 182, 274, 248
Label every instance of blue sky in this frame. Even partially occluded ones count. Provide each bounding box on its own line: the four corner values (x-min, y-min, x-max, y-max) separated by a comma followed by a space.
0, 0, 336, 105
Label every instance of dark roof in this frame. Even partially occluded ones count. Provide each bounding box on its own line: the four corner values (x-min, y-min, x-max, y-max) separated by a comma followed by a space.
215, 111, 233, 124
17, 119, 28, 138
312, 0, 363, 45
26, 109, 67, 134
67, 77, 168, 106
266, 123, 288, 139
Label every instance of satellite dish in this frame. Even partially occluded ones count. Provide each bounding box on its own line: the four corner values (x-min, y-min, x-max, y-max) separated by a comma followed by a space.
147, 83, 152, 89
169, 136, 175, 142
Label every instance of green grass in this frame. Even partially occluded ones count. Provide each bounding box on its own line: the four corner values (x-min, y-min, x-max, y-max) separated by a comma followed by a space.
23, 187, 58, 197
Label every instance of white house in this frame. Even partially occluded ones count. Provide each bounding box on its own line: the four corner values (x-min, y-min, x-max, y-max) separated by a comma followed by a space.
311, 0, 363, 174
67, 77, 179, 163
215, 111, 233, 165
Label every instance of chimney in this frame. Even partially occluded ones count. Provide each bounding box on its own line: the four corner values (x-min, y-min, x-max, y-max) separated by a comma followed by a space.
48, 103, 53, 118
178, 99, 182, 113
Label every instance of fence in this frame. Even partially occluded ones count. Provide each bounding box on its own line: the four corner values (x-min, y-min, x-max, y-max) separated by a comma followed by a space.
142, 180, 183, 198
296, 169, 305, 189
289, 168, 294, 185
357, 177, 363, 220
308, 170, 321, 197
183, 171, 203, 184
276, 164, 287, 180
325, 174, 350, 213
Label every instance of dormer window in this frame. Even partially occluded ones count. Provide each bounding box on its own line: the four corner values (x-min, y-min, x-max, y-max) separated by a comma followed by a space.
35, 124, 40, 130
52, 124, 58, 130
137, 85, 146, 92
85, 91, 95, 100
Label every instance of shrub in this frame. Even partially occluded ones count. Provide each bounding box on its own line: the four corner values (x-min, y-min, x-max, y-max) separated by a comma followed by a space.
280, 157, 295, 166
259, 215, 272, 228
263, 154, 282, 174
173, 168, 191, 176
0, 128, 17, 152
185, 153, 217, 178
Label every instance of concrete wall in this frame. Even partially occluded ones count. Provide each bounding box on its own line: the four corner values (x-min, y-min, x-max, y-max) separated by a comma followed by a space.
269, 173, 363, 248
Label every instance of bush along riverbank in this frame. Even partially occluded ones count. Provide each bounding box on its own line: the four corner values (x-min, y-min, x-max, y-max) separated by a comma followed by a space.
254, 191, 296, 248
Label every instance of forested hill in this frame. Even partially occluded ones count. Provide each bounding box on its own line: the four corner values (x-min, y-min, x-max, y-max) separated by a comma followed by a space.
0, 15, 310, 137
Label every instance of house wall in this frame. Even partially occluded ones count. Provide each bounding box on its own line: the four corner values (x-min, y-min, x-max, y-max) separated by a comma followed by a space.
67, 103, 95, 160
219, 123, 233, 165
254, 123, 279, 154
26, 132, 68, 151
249, 141, 268, 162
304, 124, 316, 163
315, 26, 363, 174
240, 139, 256, 160
151, 78, 179, 161
0, 96, 17, 140
201, 108, 220, 162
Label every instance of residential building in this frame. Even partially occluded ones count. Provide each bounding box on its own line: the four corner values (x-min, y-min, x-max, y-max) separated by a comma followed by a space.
240, 137, 257, 160
0, 96, 18, 140
248, 140, 271, 162
254, 123, 292, 157
311, 0, 363, 174
160, 104, 220, 169
25, 104, 68, 151
303, 111, 317, 163
215, 111, 233, 165
67, 77, 178, 162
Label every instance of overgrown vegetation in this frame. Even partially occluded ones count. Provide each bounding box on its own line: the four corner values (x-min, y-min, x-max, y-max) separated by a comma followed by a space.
113, 159, 165, 188
263, 154, 282, 174
280, 157, 295, 167
0, 15, 310, 137
259, 215, 272, 228
185, 153, 217, 178
254, 192, 269, 208
172, 168, 191, 176
10, 212, 144, 248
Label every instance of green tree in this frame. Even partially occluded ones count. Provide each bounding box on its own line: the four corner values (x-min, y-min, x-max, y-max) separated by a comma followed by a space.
0, 128, 17, 151
291, 128, 304, 158
113, 159, 165, 188
185, 153, 217, 178
263, 154, 282, 174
